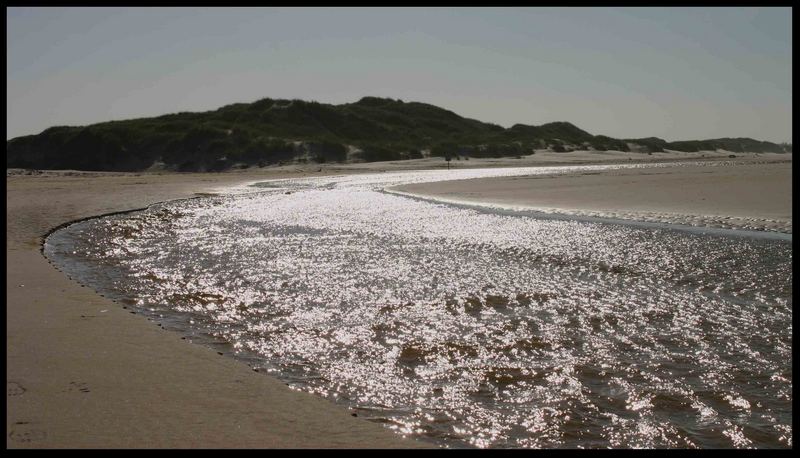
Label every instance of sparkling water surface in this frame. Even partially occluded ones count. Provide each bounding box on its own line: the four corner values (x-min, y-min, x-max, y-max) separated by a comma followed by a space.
45, 163, 792, 448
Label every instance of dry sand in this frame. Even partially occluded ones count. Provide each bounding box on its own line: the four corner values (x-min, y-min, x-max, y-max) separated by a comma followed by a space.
5, 150, 791, 448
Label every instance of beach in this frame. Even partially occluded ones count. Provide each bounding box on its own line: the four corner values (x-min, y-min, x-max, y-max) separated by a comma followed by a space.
6, 151, 792, 448
392, 155, 792, 233
7, 167, 435, 448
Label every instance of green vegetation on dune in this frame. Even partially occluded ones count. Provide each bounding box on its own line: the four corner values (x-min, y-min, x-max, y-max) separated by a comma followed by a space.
6, 96, 792, 172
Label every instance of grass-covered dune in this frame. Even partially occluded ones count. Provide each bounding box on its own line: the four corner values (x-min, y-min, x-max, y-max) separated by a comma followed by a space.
7, 96, 792, 172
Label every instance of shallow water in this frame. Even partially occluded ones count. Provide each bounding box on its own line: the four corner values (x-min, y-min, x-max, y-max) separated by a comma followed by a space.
45, 163, 792, 448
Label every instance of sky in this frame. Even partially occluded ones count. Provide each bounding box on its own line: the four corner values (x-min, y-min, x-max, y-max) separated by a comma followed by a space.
6, 7, 793, 143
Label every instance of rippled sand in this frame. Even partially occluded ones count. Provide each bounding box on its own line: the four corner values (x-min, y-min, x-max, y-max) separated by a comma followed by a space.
45, 161, 792, 448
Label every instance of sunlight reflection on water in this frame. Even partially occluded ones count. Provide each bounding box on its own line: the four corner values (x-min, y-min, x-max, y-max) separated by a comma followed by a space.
45, 163, 792, 448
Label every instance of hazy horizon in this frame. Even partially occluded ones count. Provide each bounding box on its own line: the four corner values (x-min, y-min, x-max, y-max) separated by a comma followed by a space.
7, 7, 792, 143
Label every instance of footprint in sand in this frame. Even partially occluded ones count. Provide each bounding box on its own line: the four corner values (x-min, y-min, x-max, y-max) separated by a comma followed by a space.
7, 381, 26, 396
63, 381, 90, 394
8, 425, 47, 444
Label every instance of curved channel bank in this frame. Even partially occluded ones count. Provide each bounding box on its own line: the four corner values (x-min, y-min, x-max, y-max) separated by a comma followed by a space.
387, 160, 792, 236
6, 152, 790, 448
7, 168, 426, 448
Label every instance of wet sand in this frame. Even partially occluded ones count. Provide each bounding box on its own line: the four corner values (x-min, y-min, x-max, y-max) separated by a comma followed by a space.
7, 168, 430, 448
6, 150, 790, 448
392, 156, 792, 233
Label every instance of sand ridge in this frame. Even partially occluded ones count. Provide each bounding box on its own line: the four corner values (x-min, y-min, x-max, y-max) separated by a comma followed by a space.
390, 159, 792, 234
